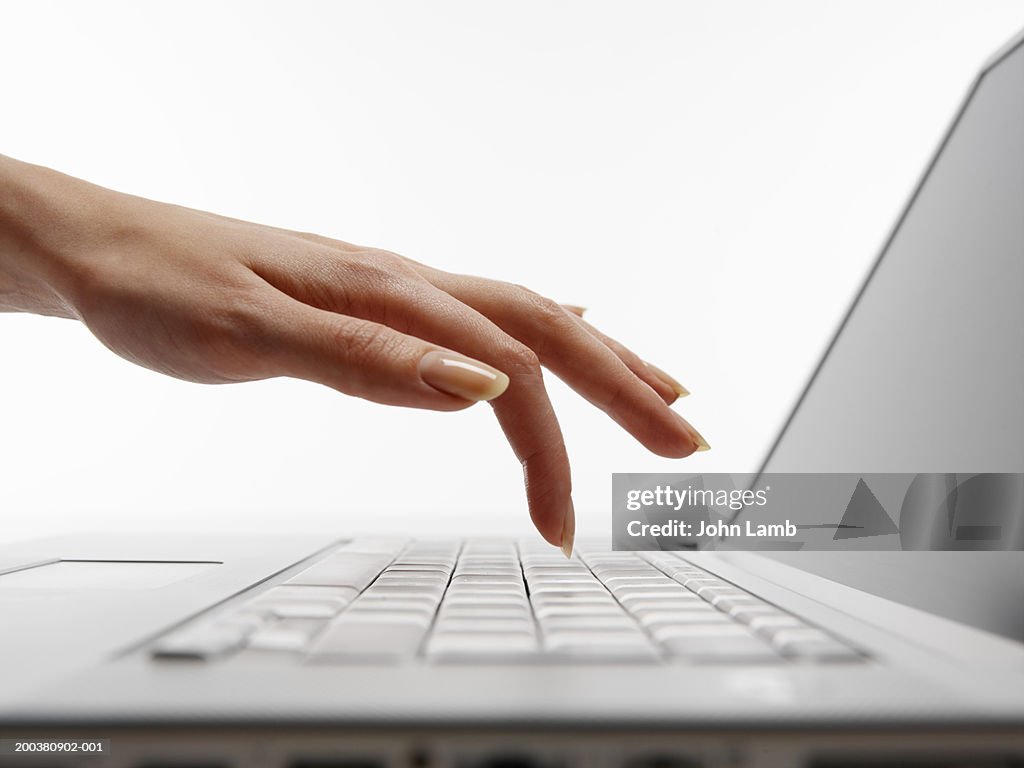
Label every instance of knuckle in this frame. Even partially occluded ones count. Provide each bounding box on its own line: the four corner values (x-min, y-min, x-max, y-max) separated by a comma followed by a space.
530, 293, 566, 323
374, 248, 414, 271
350, 248, 411, 279
296, 252, 356, 312
501, 340, 542, 376
510, 284, 557, 313
339, 322, 402, 366
509, 286, 572, 359
333, 250, 421, 304
602, 371, 634, 412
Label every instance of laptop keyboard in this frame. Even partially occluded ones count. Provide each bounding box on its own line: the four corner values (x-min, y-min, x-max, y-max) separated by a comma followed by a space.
151, 540, 864, 665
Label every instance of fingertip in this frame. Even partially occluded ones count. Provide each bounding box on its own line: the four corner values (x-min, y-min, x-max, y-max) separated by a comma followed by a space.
560, 496, 575, 557
526, 482, 572, 548
665, 409, 709, 456
644, 361, 690, 398
630, 407, 708, 458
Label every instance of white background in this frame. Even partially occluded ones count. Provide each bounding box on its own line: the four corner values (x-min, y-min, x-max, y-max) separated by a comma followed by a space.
2, 1, 1023, 546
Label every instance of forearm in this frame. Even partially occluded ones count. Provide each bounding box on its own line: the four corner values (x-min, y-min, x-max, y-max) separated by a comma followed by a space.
0, 155, 113, 317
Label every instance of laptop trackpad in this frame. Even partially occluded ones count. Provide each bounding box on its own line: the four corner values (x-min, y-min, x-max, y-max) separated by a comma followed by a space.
0, 560, 220, 590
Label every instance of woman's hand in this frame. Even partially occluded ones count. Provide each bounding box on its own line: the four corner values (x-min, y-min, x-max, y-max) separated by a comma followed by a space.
0, 155, 708, 554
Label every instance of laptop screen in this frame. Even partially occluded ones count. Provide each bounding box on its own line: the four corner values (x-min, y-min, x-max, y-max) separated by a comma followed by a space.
745, 35, 1024, 642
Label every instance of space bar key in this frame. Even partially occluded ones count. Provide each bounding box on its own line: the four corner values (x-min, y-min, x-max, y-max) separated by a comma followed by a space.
307, 622, 425, 661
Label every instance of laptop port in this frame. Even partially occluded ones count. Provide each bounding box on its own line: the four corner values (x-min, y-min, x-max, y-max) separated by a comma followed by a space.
460, 753, 560, 768
623, 754, 702, 768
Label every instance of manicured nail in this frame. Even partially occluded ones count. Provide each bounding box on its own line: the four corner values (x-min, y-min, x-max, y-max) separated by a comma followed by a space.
563, 304, 587, 317
672, 410, 711, 453
645, 361, 690, 397
419, 351, 509, 401
691, 429, 711, 452
560, 497, 576, 558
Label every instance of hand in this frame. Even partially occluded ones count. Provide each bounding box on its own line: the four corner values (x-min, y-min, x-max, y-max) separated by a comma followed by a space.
0, 156, 708, 554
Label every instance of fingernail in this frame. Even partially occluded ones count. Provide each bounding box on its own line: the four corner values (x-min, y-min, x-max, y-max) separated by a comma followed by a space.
560, 497, 576, 558
419, 351, 509, 401
563, 304, 587, 317
691, 429, 711, 452
645, 361, 690, 397
672, 410, 711, 453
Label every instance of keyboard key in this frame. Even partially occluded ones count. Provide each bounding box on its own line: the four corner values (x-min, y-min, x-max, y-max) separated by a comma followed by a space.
425, 632, 538, 661
446, 593, 528, 606
254, 585, 360, 603
771, 628, 844, 648
602, 576, 677, 588
663, 635, 781, 663
712, 595, 767, 611
362, 584, 445, 597
530, 583, 608, 595
309, 622, 426, 660
729, 605, 787, 622
392, 559, 455, 568
247, 627, 314, 652
342, 610, 434, 628
747, 615, 807, 637
454, 569, 521, 578
386, 564, 451, 573
544, 633, 659, 662
434, 618, 535, 634
529, 591, 616, 603
438, 607, 530, 620
376, 572, 448, 584
658, 625, 780, 662
590, 566, 659, 577
287, 553, 393, 590
775, 635, 863, 662
349, 599, 438, 616
451, 575, 523, 586
531, 596, 618, 609
528, 578, 603, 588
544, 627, 645, 642
618, 595, 703, 611
649, 625, 723, 645
681, 577, 729, 589
211, 613, 268, 634
694, 585, 746, 601
637, 610, 733, 628
534, 604, 626, 619
153, 626, 249, 660
443, 596, 529, 609
258, 600, 347, 619
540, 616, 636, 631
524, 566, 590, 575
610, 589, 692, 602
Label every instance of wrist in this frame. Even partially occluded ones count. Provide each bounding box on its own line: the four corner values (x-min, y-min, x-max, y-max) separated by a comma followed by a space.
0, 155, 119, 318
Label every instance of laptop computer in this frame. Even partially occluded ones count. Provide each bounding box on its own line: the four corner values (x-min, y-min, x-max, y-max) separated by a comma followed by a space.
1, 26, 1022, 768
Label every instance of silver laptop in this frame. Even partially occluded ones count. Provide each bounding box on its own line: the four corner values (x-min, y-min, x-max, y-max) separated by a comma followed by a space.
2, 28, 1023, 768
